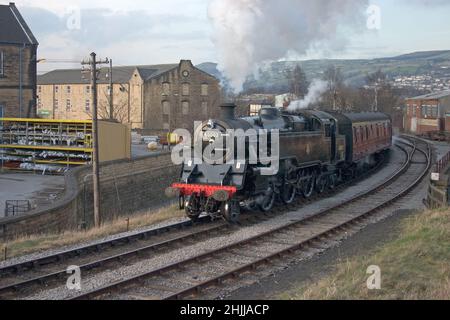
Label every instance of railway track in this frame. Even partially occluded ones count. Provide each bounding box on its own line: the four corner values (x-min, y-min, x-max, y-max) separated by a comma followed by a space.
0, 142, 393, 300
67, 137, 430, 300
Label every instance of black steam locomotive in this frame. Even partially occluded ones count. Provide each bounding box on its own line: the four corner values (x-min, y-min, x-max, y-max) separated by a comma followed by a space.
168, 103, 392, 222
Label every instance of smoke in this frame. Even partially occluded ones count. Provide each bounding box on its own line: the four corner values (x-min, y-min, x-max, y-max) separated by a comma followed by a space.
288, 79, 328, 111
208, 0, 369, 92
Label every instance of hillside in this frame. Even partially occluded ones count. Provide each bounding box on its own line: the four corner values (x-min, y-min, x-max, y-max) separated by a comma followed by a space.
197, 50, 450, 91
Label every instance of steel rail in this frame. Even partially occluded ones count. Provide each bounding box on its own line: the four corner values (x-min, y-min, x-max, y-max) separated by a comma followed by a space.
70, 141, 425, 300
0, 145, 393, 297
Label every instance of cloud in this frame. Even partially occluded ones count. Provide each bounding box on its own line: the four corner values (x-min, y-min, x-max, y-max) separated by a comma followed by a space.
15, 5, 213, 72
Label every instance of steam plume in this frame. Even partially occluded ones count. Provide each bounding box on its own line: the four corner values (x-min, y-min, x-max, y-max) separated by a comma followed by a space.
208, 0, 369, 92
288, 79, 328, 111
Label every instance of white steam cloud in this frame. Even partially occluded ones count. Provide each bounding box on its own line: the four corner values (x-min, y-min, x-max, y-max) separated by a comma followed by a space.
288, 79, 328, 111
208, 0, 369, 92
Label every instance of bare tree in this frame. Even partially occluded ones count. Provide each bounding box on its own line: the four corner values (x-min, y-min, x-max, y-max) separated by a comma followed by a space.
322, 65, 345, 110
286, 65, 309, 98
365, 69, 400, 114
85, 89, 130, 123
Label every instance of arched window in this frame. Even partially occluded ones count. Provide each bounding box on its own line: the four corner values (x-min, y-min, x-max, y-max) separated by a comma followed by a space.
182, 83, 190, 96
182, 101, 189, 115
201, 84, 208, 96
162, 82, 170, 96
162, 101, 170, 115
202, 101, 208, 115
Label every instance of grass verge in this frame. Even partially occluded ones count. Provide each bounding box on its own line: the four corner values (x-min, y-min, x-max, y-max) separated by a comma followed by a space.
279, 209, 450, 300
1, 205, 184, 261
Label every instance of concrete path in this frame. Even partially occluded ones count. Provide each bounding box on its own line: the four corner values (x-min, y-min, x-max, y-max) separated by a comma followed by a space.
0, 173, 65, 218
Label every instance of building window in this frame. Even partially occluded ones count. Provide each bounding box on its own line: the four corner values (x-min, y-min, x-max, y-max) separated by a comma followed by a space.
162, 82, 170, 96
38, 86, 42, 94
67, 86, 71, 94
55, 86, 59, 93
54, 99, 59, 109
66, 99, 71, 111
202, 101, 208, 115
162, 101, 170, 115
182, 83, 190, 96
86, 86, 90, 95
201, 84, 208, 96
85, 100, 90, 112
249, 104, 262, 116
421, 104, 438, 118
182, 101, 189, 115
0, 51, 4, 76
163, 123, 170, 130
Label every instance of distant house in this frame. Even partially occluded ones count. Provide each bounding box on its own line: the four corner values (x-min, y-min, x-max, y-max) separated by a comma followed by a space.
37, 60, 222, 134
404, 91, 450, 134
0, 2, 39, 118
235, 94, 275, 117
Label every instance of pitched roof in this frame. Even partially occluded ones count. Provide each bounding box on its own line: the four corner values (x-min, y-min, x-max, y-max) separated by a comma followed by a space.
408, 90, 450, 101
38, 64, 179, 85
0, 2, 38, 45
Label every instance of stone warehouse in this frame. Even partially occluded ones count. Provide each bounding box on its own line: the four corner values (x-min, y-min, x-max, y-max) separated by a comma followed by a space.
0, 2, 39, 118
37, 60, 222, 134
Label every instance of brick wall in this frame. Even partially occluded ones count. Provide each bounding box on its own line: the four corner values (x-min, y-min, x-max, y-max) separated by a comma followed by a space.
0, 152, 181, 240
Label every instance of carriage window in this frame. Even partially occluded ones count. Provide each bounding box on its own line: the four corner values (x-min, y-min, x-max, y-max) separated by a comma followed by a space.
354, 128, 357, 143
366, 127, 369, 140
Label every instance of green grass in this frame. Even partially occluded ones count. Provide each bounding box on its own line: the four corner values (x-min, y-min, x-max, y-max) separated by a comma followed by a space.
278, 209, 450, 300
1, 205, 184, 260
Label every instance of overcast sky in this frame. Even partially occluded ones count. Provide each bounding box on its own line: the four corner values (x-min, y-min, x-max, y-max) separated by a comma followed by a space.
2, 0, 450, 74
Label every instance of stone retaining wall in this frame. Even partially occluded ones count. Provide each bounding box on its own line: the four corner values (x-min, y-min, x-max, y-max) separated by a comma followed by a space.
0, 152, 180, 240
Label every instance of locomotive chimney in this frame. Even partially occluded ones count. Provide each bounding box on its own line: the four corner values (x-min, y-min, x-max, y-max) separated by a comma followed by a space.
220, 103, 236, 120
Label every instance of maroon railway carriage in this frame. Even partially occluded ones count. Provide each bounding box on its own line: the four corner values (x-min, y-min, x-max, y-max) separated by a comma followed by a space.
330, 112, 392, 166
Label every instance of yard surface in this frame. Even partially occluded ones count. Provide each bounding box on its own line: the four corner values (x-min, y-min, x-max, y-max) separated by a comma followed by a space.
0, 173, 65, 218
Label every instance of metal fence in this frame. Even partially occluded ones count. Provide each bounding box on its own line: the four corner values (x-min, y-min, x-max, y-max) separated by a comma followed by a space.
435, 151, 450, 174
4, 200, 31, 217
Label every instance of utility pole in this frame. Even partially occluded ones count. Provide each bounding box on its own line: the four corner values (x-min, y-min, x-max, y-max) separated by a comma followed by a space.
374, 86, 378, 112
109, 59, 113, 120
81, 52, 109, 228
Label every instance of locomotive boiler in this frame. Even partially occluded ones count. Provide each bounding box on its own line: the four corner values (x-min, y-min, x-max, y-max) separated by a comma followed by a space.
167, 103, 392, 222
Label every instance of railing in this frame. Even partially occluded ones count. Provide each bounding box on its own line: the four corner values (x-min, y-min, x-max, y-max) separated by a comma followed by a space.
435, 151, 450, 174
4, 200, 31, 217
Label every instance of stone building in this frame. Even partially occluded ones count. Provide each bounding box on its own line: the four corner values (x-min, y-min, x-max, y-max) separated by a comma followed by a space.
404, 91, 450, 134
0, 2, 39, 118
37, 60, 221, 134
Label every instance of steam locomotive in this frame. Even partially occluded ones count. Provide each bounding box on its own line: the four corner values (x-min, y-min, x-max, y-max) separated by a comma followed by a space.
167, 103, 392, 222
